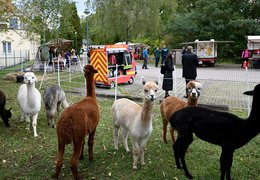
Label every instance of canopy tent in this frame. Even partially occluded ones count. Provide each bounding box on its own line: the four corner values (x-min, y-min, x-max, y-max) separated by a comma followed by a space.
45, 38, 74, 50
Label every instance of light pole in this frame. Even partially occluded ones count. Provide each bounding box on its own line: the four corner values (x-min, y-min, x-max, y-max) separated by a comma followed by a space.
75, 31, 77, 55
84, 9, 92, 57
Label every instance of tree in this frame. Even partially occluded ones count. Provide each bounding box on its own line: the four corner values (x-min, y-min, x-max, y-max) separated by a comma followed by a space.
59, 2, 82, 54
0, 0, 16, 30
16, 0, 73, 43
87, 0, 176, 45
167, 0, 260, 58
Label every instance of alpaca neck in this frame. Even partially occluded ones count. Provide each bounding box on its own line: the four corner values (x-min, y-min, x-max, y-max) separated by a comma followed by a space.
141, 99, 154, 124
27, 84, 37, 106
243, 98, 260, 142
187, 98, 198, 106
86, 75, 96, 99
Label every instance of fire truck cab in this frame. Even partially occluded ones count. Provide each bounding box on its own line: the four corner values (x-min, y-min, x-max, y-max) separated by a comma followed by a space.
90, 44, 137, 88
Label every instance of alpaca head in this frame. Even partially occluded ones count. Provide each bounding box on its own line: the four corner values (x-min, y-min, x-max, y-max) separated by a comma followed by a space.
142, 81, 159, 101
23, 72, 37, 85
83, 64, 98, 77
243, 83, 260, 96
187, 81, 202, 99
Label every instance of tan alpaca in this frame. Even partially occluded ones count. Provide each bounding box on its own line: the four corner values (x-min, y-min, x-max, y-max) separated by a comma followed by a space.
112, 81, 159, 169
160, 80, 202, 143
52, 65, 99, 180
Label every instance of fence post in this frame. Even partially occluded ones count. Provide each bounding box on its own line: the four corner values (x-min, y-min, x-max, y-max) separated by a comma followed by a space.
115, 64, 118, 101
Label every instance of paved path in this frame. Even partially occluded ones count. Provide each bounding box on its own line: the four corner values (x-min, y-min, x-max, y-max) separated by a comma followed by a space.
95, 62, 259, 111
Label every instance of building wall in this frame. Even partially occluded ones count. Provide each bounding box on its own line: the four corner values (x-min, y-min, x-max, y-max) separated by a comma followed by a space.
0, 29, 40, 64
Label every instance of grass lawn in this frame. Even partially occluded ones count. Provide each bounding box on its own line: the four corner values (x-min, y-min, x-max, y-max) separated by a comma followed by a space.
0, 67, 259, 180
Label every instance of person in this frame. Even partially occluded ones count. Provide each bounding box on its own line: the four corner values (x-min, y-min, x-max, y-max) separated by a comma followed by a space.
153, 47, 161, 67
241, 48, 249, 68
142, 46, 149, 69
162, 52, 174, 98
161, 45, 168, 64
182, 46, 198, 98
181, 46, 187, 55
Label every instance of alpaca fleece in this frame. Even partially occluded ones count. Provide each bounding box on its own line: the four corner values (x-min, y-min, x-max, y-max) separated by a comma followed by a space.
17, 72, 41, 137
43, 85, 69, 128
0, 90, 12, 127
160, 81, 201, 143
169, 83, 260, 180
112, 81, 158, 169
52, 64, 99, 180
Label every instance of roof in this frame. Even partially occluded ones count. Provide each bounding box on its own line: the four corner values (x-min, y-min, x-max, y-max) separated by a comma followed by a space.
180, 40, 234, 45
248, 36, 260, 43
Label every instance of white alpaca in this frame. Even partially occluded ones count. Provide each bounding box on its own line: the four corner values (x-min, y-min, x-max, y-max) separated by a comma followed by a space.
112, 81, 159, 169
17, 72, 41, 137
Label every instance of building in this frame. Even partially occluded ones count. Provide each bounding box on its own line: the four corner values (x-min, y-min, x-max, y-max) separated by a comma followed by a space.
0, 17, 40, 68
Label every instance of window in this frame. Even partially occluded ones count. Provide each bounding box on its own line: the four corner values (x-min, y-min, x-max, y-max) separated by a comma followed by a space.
3, 42, 12, 54
9, 17, 18, 29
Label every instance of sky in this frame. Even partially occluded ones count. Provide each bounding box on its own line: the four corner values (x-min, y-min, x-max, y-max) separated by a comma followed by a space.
75, 0, 86, 18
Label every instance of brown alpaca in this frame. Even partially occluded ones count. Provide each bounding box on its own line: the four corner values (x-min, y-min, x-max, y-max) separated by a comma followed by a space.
52, 65, 99, 180
160, 81, 202, 143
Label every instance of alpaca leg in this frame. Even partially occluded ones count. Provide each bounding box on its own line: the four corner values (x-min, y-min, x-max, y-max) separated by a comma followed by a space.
52, 142, 65, 178
32, 113, 38, 137
50, 107, 56, 128
162, 116, 168, 143
179, 136, 193, 179
140, 139, 148, 166
20, 111, 25, 122
173, 137, 181, 169
122, 127, 130, 152
88, 130, 96, 161
220, 147, 234, 180
169, 126, 175, 143
113, 125, 120, 150
70, 141, 84, 180
132, 141, 140, 169
25, 113, 30, 130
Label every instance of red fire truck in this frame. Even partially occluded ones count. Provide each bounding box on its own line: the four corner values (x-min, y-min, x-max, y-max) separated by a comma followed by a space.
90, 44, 137, 88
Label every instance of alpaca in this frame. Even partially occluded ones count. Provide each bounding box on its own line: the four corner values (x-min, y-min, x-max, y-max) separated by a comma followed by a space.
52, 64, 99, 180
169, 83, 260, 180
112, 80, 159, 169
0, 90, 12, 127
160, 81, 202, 143
17, 72, 41, 137
43, 85, 69, 128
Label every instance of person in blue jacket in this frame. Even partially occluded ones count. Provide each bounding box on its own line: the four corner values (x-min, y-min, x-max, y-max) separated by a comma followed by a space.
161, 45, 168, 64
142, 46, 149, 69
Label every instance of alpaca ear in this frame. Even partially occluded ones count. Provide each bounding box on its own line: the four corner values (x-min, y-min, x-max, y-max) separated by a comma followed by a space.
154, 81, 159, 85
243, 90, 254, 96
142, 81, 146, 85
8, 107, 12, 111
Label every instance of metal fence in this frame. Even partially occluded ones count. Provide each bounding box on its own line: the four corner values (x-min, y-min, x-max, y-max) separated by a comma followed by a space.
0, 50, 30, 68
1, 60, 258, 116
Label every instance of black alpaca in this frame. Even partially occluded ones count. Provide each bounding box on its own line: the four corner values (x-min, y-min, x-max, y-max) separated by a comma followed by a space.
0, 90, 12, 127
169, 83, 260, 180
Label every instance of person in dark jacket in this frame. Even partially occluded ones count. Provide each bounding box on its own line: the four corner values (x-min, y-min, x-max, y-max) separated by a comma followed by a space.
162, 52, 174, 98
154, 47, 161, 67
182, 46, 198, 98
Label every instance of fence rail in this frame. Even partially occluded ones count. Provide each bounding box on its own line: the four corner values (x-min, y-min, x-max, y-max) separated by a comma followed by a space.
0, 50, 30, 68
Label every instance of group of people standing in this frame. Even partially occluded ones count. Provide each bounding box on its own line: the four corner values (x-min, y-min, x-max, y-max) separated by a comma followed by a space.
141, 44, 198, 98
159, 45, 198, 98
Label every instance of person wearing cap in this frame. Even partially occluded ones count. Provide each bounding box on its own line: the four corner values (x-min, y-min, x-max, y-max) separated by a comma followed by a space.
181, 45, 198, 98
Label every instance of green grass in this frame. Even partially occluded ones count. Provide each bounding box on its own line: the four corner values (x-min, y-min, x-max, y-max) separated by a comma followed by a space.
0, 73, 259, 180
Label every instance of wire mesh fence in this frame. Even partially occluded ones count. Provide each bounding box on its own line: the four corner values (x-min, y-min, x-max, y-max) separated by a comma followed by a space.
0, 60, 258, 115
